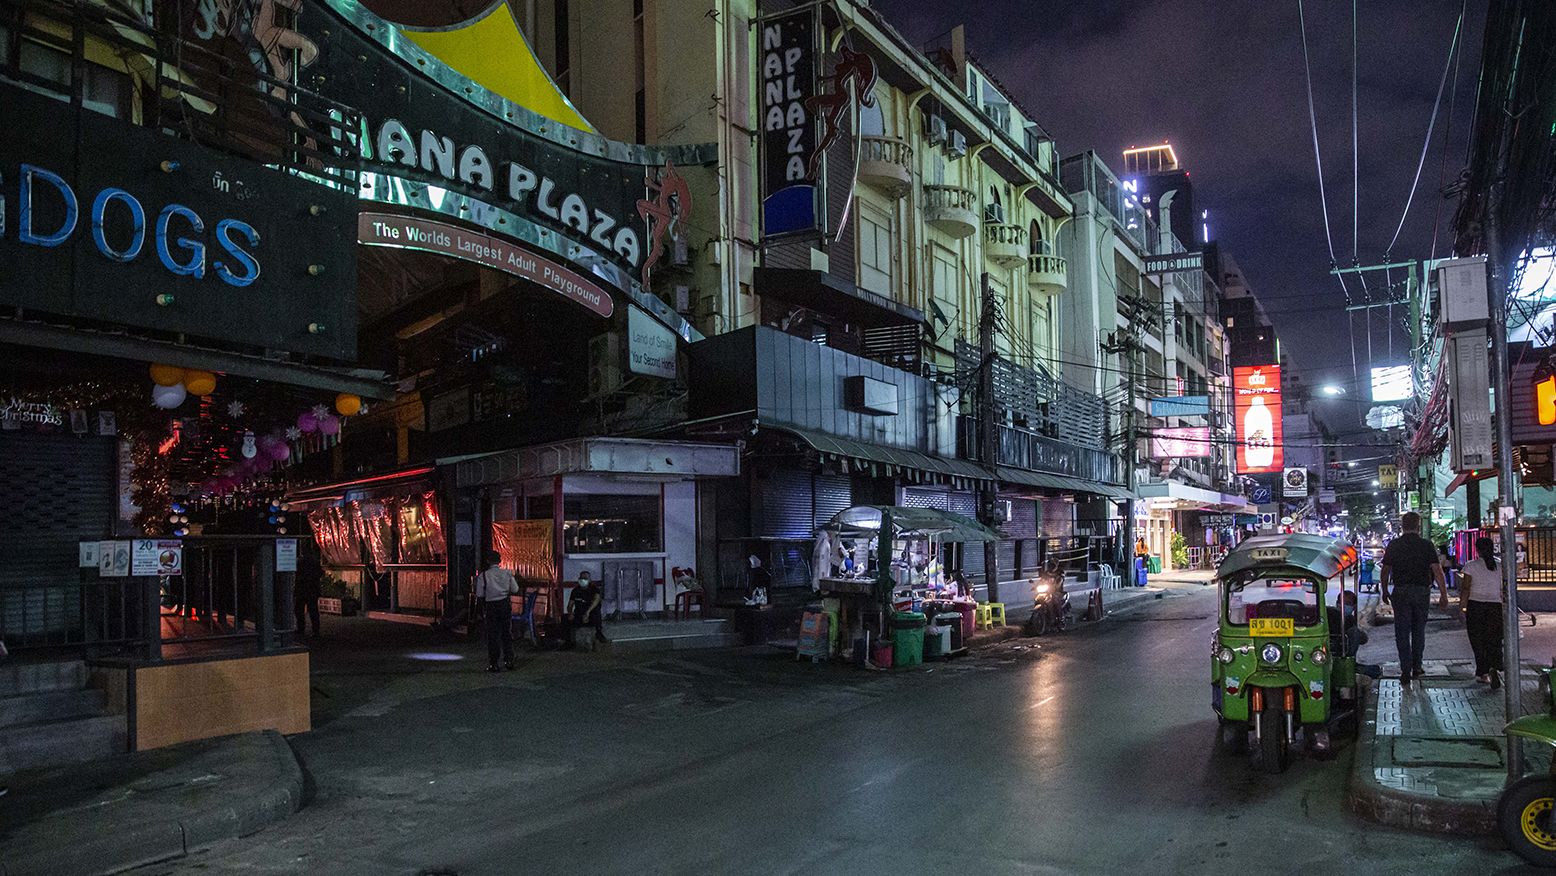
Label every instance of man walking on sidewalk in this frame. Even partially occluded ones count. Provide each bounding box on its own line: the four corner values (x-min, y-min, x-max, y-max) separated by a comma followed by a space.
1380, 511, 1450, 686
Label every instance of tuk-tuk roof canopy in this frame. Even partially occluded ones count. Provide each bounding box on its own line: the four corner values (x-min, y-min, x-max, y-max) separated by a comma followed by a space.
822, 506, 999, 543
1217, 533, 1358, 581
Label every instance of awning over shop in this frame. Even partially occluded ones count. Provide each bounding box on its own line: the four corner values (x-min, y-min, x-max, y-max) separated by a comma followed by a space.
1444, 469, 1495, 495
287, 466, 438, 505
755, 268, 924, 328
994, 466, 1133, 500
823, 505, 999, 543
778, 427, 990, 489
450, 437, 740, 489
1137, 480, 1255, 513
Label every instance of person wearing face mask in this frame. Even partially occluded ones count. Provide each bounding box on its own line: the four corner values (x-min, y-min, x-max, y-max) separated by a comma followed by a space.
561, 570, 608, 649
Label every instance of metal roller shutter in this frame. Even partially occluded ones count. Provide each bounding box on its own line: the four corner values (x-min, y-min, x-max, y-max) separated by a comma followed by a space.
812, 474, 852, 531
753, 467, 814, 539
901, 487, 948, 510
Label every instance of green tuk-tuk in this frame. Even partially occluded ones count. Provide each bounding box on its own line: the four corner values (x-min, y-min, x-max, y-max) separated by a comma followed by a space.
1211, 533, 1361, 773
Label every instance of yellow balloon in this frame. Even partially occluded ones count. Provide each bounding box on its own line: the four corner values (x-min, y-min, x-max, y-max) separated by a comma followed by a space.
183, 370, 217, 397
149, 363, 184, 387
335, 393, 362, 416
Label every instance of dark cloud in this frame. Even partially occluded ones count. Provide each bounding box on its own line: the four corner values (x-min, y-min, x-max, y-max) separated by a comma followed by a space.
874, 0, 1479, 407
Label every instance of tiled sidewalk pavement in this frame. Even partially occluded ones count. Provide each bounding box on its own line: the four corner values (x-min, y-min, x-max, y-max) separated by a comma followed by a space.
1349, 659, 1552, 834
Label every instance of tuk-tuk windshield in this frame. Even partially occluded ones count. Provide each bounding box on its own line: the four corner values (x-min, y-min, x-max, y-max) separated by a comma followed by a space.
1226, 576, 1321, 627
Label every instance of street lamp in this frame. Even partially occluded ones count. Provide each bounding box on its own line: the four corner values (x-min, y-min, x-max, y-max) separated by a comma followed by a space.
1321, 384, 1346, 396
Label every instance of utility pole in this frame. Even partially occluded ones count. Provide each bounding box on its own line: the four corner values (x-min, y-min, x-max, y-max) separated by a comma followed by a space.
977, 272, 1001, 601
1102, 302, 1143, 575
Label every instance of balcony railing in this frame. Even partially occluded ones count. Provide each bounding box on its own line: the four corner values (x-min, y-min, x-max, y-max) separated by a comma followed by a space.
858, 136, 913, 199
984, 222, 1027, 268
1027, 253, 1068, 295
1, 0, 363, 182
922, 184, 979, 239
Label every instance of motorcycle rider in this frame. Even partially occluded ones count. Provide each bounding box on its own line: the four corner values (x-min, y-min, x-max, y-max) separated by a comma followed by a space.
1030, 558, 1071, 633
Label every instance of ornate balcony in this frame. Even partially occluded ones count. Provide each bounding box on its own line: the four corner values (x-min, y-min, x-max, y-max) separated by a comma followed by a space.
1027, 253, 1068, 297
922, 184, 979, 239
858, 136, 913, 199
984, 222, 1027, 269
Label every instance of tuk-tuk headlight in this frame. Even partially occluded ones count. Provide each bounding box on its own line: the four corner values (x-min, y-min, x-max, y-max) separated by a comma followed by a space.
1311, 647, 1328, 665
1260, 643, 1284, 664
1217, 647, 1235, 664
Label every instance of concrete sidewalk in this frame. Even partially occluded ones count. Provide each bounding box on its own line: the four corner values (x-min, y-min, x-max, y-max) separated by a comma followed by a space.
0, 731, 303, 876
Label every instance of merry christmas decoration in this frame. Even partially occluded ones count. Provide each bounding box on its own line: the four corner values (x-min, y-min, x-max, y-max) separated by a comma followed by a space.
334, 393, 362, 416
310, 403, 331, 422
149, 363, 184, 387
152, 383, 187, 409
182, 370, 217, 397
285, 426, 302, 441
226, 400, 246, 418
240, 430, 257, 458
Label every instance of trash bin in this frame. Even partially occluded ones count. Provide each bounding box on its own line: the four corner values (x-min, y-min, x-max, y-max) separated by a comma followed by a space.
891, 610, 927, 667
923, 622, 950, 659
954, 599, 977, 640
1135, 557, 1149, 587
936, 611, 965, 652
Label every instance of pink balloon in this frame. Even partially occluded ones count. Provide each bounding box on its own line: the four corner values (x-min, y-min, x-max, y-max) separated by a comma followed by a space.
270, 442, 292, 461
319, 415, 341, 436
297, 412, 319, 432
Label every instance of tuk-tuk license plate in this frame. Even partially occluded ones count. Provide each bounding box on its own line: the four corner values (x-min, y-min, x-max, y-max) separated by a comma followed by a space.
1250, 618, 1294, 637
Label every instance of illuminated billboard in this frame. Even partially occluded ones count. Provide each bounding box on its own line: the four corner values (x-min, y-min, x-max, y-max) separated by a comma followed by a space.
1233, 364, 1283, 473
1370, 365, 1413, 402
1150, 427, 1213, 458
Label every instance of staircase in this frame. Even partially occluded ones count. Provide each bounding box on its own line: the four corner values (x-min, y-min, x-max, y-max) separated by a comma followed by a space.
0, 661, 125, 774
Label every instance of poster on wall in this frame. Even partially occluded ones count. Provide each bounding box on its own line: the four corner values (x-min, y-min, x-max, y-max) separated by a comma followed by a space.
98, 541, 130, 578
131, 539, 182, 577
1233, 364, 1283, 473
276, 539, 298, 573
758, 6, 823, 239
627, 306, 677, 378
1149, 426, 1213, 458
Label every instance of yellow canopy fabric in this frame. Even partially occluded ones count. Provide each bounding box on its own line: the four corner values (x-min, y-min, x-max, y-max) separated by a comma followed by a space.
400, 2, 595, 134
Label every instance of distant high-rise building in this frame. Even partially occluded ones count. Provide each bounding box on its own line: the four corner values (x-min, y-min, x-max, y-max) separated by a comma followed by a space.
1122, 141, 1203, 253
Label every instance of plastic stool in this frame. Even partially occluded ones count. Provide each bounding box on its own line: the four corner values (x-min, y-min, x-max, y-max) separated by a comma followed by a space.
976, 602, 1006, 629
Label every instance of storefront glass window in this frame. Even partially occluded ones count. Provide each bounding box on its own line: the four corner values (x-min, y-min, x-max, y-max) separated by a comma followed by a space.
564, 494, 661, 554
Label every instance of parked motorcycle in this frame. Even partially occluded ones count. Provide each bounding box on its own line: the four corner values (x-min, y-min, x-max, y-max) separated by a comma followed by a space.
1027, 567, 1072, 636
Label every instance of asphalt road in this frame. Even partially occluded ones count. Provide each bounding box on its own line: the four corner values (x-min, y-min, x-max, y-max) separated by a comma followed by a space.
138, 586, 1527, 876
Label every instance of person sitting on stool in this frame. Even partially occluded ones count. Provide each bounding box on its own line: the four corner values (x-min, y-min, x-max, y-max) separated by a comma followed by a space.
474, 550, 520, 671
561, 571, 608, 648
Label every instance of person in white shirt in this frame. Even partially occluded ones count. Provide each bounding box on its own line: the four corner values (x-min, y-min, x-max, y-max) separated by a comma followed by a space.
1458, 535, 1505, 689
474, 550, 520, 672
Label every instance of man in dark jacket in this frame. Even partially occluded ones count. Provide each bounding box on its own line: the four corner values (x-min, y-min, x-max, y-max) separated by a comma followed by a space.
294, 539, 324, 637
1380, 512, 1449, 686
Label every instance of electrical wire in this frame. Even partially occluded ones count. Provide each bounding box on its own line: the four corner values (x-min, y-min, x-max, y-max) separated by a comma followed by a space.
1384, 8, 1464, 258
1296, 0, 1351, 300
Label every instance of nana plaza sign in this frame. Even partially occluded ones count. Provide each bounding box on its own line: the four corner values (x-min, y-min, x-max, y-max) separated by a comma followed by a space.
0, 83, 357, 359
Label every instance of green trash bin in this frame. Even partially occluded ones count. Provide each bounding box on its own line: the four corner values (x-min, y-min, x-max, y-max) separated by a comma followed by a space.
1148, 555, 1163, 574
891, 611, 927, 667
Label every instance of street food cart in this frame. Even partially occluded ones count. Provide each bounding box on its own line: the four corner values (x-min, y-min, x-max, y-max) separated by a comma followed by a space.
811, 505, 998, 663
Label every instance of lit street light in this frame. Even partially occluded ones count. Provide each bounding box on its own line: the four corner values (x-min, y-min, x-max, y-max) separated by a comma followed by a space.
1321, 385, 1346, 396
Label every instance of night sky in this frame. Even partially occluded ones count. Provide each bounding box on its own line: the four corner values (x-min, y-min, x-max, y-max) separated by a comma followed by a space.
875, 0, 1481, 416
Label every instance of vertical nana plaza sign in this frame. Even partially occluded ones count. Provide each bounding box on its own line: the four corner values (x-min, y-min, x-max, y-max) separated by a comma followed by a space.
1233, 364, 1284, 474
759, 6, 822, 238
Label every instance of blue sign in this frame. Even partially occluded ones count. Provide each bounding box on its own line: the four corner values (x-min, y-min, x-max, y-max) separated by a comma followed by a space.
1149, 395, 1211, 417
1251, 486, 1273, 504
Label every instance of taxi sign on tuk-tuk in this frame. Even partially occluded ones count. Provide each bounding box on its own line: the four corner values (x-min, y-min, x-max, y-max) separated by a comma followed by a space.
1248, 547, 1289, 562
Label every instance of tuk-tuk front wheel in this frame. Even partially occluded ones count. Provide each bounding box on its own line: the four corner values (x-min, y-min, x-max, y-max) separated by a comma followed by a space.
1499, 775, 1556, 866
1256, 697, 1290, 774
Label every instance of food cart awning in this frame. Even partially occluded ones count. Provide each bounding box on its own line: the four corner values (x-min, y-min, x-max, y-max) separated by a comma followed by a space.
1217, 533, 1358, 580
779, 427, 992, 487
823, 505, 999, 543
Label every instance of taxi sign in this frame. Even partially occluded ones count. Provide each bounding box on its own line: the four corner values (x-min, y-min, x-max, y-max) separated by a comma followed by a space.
1249, 547, 1289, 562
1250, 617, 1295, 637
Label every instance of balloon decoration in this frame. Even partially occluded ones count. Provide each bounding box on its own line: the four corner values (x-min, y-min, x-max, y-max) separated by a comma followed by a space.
297, 411, 319, 432
183, 370, 217, 397
152, 383, 187, 409
335, 393, 362, 416
270, 440, 292, 462
149, 363, 184, 386
319, 415, 341, 436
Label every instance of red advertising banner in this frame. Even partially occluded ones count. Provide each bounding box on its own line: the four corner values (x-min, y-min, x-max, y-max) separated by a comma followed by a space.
1149, 426, 1213, 459
1233, 364, 1283, 473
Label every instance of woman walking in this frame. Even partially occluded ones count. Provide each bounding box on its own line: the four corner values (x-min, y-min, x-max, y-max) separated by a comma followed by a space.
1459, 536, 1505, 690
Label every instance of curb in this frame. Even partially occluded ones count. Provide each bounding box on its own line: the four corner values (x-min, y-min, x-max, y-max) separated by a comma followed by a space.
1344, 679, 1499, 835
0, 731, 305, 876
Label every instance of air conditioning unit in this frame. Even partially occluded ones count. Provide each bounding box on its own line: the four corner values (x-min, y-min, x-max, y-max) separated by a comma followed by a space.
671, 236, 690, 267
673, 285, 691, 314
587, 332, 622, 397
924, 113, 948, 145
984, 202, 1005, 224
947, 130, 968, 159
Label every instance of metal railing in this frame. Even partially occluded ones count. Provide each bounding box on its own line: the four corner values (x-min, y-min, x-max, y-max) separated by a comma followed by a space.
923, 183, 977, 214
1027, 253, 1068, 280
1, 536, 296, 661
